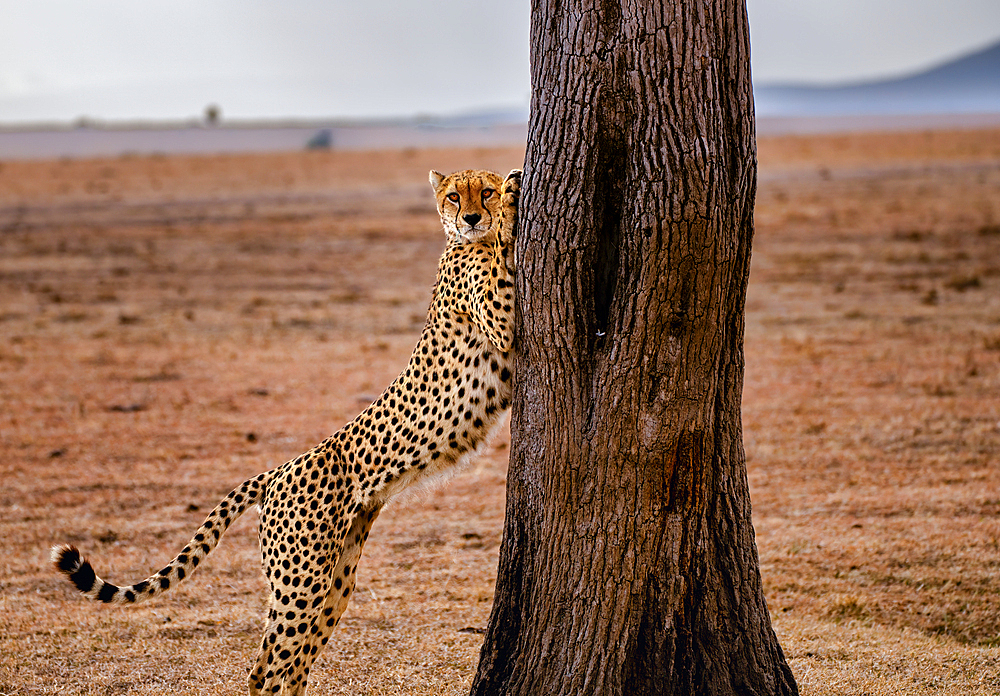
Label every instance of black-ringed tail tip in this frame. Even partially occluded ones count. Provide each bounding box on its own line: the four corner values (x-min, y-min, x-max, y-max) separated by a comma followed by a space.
51, 544, 126, 604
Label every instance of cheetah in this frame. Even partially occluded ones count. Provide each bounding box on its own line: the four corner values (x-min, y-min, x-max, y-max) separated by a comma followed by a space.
52, 167, 521, 695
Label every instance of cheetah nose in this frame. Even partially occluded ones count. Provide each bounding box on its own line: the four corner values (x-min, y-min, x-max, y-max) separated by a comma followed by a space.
463, 213, 482, 226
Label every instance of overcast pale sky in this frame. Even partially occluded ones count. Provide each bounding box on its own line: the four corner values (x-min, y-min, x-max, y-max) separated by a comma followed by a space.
0, 0, 998, 123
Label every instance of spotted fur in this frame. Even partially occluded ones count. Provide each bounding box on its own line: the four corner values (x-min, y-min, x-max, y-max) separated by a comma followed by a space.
53, 168, 521, 695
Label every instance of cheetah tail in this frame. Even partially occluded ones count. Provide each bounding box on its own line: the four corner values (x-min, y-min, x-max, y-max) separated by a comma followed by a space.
51, 470, 273, 605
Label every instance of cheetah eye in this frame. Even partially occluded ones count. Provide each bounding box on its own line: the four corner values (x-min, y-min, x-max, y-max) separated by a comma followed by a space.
447, 192, 460, 203
482, 188, 495, 199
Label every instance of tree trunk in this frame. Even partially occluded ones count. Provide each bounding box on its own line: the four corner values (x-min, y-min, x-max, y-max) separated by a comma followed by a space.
471, 1, 798, 694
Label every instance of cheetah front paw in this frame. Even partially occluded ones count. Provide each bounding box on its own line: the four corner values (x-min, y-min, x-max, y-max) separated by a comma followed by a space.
502, 169, 522, 208
499, 169, 522, 249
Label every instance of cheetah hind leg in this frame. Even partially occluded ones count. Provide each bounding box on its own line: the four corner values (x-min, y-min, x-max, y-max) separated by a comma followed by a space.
247, 505, 382, 696
303, 504, 382, 658
248, 534, 345, 696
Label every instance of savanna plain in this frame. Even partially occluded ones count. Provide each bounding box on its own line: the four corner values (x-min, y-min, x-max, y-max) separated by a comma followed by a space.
1, 127, 1000, 695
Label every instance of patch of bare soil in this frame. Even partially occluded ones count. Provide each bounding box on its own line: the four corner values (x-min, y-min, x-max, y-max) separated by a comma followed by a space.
1, 130, 998, 695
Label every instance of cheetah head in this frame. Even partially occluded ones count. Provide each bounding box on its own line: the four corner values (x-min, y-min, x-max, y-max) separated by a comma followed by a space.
430, 169, 505, 244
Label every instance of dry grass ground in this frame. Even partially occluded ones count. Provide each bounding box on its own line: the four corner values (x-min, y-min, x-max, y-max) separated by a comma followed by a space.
0, 129, 998, 694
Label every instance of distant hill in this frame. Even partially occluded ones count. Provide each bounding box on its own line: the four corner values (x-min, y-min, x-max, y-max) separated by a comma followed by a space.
755, 39, 1000, 116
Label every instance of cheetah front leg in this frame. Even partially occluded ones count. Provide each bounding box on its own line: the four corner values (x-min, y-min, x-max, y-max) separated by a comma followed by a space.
472, 169, 521, 353
498, 168, 521, 273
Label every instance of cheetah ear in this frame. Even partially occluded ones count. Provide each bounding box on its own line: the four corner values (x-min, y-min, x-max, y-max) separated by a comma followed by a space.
429, 170, 445, 191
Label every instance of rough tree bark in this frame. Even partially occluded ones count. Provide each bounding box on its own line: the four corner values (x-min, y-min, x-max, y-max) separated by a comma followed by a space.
470, 1, 798, 694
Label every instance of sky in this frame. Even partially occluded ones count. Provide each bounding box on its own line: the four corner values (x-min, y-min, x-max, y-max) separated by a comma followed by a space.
0, 0, 998, 124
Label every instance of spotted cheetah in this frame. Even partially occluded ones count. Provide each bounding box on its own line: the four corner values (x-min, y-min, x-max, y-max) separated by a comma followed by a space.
52, 167, 521, 695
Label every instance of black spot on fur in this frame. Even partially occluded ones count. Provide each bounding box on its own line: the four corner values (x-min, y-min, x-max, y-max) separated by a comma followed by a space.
97, 582, 118, 603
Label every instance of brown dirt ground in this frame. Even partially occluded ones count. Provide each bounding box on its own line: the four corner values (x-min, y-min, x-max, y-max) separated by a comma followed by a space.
1, 130, 999, 695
